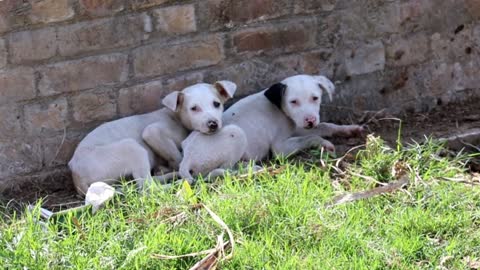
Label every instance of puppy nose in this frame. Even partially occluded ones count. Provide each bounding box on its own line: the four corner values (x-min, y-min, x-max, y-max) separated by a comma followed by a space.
207, 120, 218, 131
304, 116, 317, 128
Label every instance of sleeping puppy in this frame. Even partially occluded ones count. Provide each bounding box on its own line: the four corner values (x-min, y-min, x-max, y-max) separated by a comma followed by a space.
68, 81, 236, 195
222, 74, 363, 161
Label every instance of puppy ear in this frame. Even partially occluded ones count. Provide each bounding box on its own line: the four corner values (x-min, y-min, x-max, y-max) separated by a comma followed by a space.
162, 91, 184, 111
214, 80, 237, 102
313, 75, 335, 102
264, 82, 287, 109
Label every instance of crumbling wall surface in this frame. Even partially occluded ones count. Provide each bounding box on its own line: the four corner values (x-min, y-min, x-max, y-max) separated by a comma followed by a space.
1, 0, 479, 192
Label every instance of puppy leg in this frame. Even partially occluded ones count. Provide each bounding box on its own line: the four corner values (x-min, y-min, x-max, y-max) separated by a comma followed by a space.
152, 172, 179, 184
205, 168, 227, 181
70, 139, 153, 194
295, 123, 364, 138
272, 135, 335, 158
142, 123, 183, 170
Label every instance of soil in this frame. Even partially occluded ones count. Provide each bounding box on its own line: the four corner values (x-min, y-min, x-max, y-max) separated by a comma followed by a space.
3, 98, 480, 213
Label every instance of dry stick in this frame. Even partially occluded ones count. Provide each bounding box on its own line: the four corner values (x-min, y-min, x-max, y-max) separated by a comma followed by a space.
461, 140, 480, 152
189, 250, 219, 270
48, 125, 67, 167
349, 172, 388, 186
152, 242, 230, 260
202, 203, 235, 261
439, 176, 480, 186
325, 175, 410, 207
189, 234, 231, 270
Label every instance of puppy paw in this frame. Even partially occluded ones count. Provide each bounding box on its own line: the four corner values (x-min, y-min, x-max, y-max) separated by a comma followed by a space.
321, 140, 336, 153
339, 125, 365, 137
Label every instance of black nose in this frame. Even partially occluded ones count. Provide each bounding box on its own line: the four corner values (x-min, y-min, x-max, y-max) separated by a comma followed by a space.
306, 122, 314, 129
207, 120, 218, 131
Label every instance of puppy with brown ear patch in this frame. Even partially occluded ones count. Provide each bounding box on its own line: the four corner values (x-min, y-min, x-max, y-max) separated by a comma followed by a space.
68, 81, 236, 195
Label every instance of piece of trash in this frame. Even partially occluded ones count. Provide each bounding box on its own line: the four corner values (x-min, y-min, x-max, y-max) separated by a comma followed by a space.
27, 205, 54, 219
85, 182, 116, 213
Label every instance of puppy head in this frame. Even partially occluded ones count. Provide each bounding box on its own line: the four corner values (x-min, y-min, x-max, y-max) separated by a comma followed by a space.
162, 81, 237, 134
264, 74, 334, 129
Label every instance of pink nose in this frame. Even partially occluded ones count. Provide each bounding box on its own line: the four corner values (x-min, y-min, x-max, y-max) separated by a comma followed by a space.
305, 116, 317, 124
304, 116, 317, 128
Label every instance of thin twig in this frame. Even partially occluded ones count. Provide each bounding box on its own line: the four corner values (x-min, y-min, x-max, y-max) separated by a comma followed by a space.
152, 242, 230, 260
326, 175, 410, 207
349, 172, 388, 186
334, 144, 366, 168
48, 126, 67, 167
439, 177, 480, 186
202, 203, 235, 261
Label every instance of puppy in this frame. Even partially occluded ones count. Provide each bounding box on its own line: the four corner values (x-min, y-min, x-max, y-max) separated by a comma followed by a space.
178, 124, 247, 182
153, 124, 247, 184
68, 81, 236, 195
206, 74, 363, 163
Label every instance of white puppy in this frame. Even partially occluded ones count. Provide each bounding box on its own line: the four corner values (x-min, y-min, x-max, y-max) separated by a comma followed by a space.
153, 124, 247, 184
178, 124, 247, 181
68, 81, 236, 195
191, 74, 363, 165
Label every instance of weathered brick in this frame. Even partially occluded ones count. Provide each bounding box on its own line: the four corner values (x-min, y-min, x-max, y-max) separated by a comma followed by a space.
39, 54, 128, 96
24, 97, 68, 134
301, 49, 334, 76
232, 22, 316, 54
0, 104, 23, 138
72, 91, 117, 123
133, 37, 223, 78
0, 68, 36, 104
132, 0, 169, 10
29, 0, 74, 24
0, 38, 6, 70
294, 0, 337, 13
386, 34, 429, 67
431, 26, 476, 64
200, 0, 290, 29
118, 72, 203, 116
0, 0, 24, 34
344, 41, 385, 76
466, 0, 480, 18
9, 27, 57, 64
204, 59, 273, 97
0, 139, 43, 179
58, 14, 151, 57
153, 5, 196, 34
42, 135, 80, 167
79, 0, 124, 17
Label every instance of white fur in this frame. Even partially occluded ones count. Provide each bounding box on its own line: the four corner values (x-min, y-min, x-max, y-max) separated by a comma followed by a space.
179, 124, 247, 181
222, 74, 363, 161
69, 81, 236, 195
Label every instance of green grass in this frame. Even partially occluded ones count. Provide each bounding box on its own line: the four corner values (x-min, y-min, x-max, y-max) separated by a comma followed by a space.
1, 136, 480, 269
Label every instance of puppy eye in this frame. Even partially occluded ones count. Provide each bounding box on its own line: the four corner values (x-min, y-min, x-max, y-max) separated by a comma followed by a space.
191, 106, 198, 111
213, 101, 221, 108
312, 96, 319, 101
290, 100, 298, 105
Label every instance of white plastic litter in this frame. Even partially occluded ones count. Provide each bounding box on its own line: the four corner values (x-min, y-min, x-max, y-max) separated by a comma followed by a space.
85, 182, 116, 213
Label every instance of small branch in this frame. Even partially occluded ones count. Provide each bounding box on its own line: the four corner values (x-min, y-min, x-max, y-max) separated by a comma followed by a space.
326, 175, 410, 207
152, 241, 230, 260
202, 203, 235, 261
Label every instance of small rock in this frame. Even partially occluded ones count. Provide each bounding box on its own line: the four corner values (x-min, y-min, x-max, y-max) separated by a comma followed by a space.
85, 182, 115, 213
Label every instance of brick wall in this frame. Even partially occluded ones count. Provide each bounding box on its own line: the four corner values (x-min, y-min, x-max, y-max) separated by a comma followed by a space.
1, 0, 480, 192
